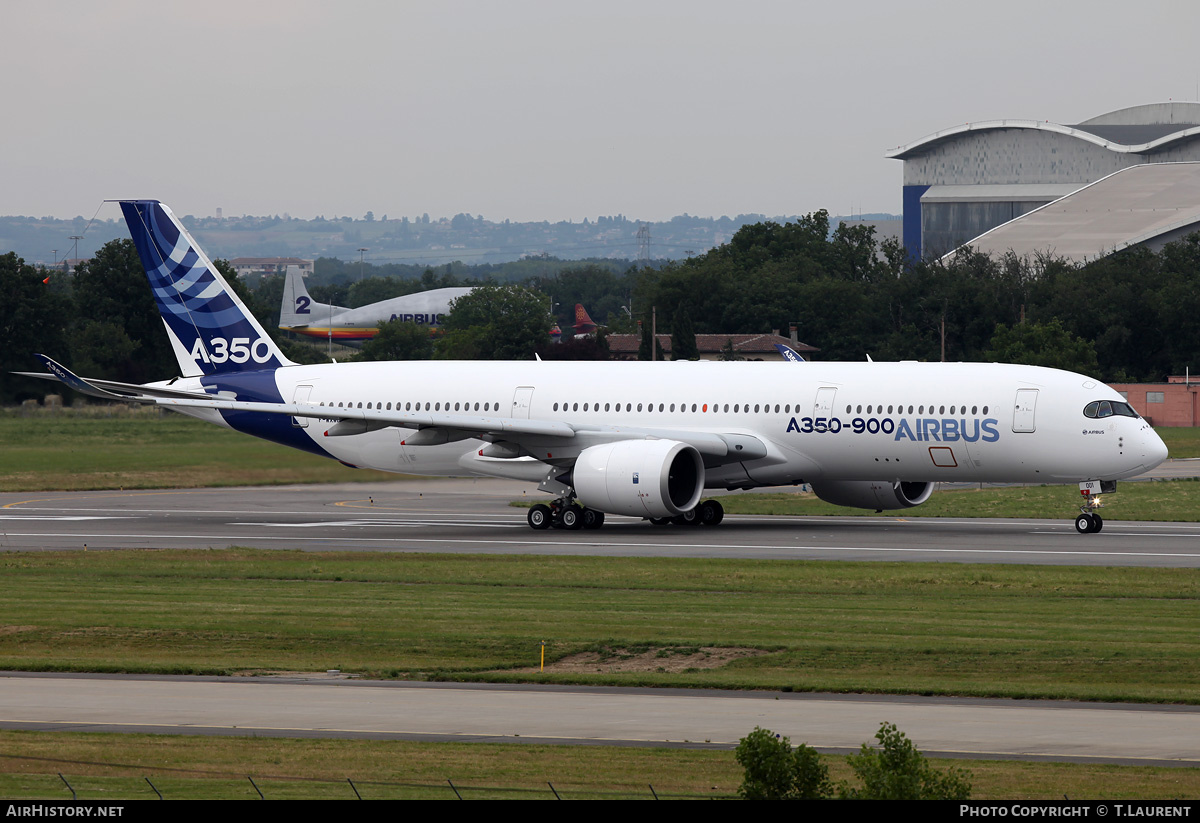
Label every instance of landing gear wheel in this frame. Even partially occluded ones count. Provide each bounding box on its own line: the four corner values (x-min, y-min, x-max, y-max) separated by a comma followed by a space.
672, 509, 701, 526
528, 504, 551, 530
699, 499, 724, 526
561, 505, 584, 530
1092, 514, 1103, 533
581, 508, 605, 530
649, 517, 671, 526
1074, 513, 1095, 534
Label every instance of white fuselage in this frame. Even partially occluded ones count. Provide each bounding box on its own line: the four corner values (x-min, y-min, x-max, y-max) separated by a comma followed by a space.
177, 359, 1168, 489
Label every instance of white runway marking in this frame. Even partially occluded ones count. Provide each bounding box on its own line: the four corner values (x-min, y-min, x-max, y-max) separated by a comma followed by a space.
0, 515, 136, 521
231, 519, 526, 529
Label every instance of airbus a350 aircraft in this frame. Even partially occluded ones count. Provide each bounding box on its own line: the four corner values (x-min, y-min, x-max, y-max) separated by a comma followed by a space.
26, 201, 1169, 535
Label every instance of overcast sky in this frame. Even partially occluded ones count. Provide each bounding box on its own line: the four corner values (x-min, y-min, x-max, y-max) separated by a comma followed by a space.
4, 0, 1198, 224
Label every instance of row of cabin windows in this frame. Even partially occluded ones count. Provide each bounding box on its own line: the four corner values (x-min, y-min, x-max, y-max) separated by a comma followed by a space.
316, 399, 993, 416
321, 401, 500, 412
553, 401, 799, 414
550, 401, 992, 416
847, 404, 990, 416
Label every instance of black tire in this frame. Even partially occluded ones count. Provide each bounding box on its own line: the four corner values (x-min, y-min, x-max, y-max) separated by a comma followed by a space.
649, 517, 671, 526
1093, 514, 1103, 533
582, 508, 605, 530
672, 509, 701, 526
1074, 513, 1094, 534
699, 499, 725, 526
528, 504, 551, 530
561, 505, 584, 530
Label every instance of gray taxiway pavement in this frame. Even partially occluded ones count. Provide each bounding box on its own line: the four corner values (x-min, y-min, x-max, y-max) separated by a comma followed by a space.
1, 672, 1196, 766
2, 473, 1200, 566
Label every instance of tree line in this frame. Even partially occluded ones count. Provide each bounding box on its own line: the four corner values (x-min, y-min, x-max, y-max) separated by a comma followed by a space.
4, 211, 1198, 403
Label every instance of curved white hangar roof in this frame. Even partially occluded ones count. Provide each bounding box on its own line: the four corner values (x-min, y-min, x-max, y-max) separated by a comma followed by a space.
888, 102, 1200, 160
942, 162, 1200, 264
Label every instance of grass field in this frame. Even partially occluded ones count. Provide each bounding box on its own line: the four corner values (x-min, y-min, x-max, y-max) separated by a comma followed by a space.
0, 730, 1197, 800
2, 549, 1198, 703
0, 407, 391, 491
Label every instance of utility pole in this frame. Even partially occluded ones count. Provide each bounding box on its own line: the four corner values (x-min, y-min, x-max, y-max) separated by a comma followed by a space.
68, 236, 82, 271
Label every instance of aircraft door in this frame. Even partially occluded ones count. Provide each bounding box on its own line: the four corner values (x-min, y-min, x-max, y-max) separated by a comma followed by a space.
291, 385, 313, 428
1012, 388, 1038, 433
814, 387, 838, 425
512, 386, 534, 419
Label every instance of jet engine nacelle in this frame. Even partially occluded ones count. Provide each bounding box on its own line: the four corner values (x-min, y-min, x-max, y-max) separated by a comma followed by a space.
573, 439, 704, 518
810, 480, 935, 511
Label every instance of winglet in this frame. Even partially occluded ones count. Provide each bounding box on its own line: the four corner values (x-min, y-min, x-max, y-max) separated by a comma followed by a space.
774, 343, 805, 363
32, 354, 141, 401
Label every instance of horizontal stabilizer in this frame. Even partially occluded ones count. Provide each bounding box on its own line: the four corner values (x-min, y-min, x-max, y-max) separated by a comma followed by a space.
20, 355, 221, 402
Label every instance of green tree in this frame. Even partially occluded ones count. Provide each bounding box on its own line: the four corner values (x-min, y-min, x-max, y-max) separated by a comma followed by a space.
637, 322, 652, 361
671, 309, 698, 360
70, 239, 175, 382
838, 722, 971, 800
735, 727, 832, 800
357, 320, 434, 361
985, 318, 1099, 375
435, 283, 549, 360
0, 253, 73, 403
718, 338, 742, 361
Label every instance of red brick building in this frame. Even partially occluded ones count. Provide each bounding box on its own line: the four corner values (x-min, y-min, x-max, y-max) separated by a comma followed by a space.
1109, 377, 1200, 427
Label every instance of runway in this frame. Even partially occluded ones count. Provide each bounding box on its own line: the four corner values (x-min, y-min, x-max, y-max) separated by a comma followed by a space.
3, 478, 1200, 566
1, 673, 1196, 766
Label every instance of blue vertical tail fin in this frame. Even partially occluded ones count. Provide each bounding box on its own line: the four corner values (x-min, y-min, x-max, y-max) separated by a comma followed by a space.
119, 200, 292, 376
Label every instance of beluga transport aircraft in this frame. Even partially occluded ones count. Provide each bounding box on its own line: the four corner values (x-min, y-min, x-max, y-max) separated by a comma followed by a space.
24, 201, 1168, 535
279, 264, 472, 346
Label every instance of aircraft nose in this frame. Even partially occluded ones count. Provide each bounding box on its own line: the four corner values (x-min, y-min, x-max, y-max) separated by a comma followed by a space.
1145, 427, 1169, 469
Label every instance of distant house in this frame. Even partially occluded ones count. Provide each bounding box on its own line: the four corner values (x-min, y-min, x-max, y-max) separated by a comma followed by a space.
606, 330, 819, 361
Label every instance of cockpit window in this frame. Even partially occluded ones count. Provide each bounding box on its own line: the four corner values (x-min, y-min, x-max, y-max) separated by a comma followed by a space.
1083, 400, 1139, 419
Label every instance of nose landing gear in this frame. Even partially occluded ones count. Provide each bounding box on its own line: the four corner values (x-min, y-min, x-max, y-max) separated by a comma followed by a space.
1074, 511, 1104, 534
1073, 480, 1113, 534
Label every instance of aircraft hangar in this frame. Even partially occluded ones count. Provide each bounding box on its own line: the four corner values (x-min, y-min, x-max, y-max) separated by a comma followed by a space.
889, 102, 1200, 260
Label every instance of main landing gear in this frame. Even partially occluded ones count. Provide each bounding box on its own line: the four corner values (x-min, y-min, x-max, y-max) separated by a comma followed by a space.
527, 499, 605, 531
649, 499, 725, 528
525, 498, 725, 531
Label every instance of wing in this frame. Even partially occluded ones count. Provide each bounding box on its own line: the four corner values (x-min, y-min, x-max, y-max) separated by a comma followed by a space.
22, 354, 772, 467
